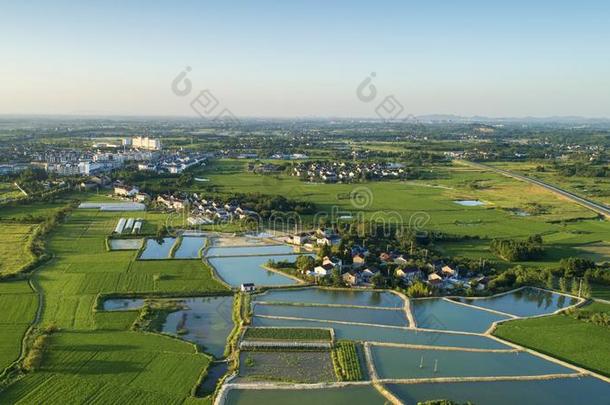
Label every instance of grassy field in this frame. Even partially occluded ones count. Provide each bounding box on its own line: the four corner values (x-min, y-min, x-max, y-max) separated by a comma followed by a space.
0, 197, 230, 404
0, 183, 24, 201
486, 161, 610, 207
0, 222, 36, 276
494, 302, 610, 376
191, 160, 610, 265
0, 281, 37, 372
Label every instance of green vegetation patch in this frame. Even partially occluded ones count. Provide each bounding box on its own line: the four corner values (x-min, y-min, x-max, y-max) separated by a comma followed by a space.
331, 340, 363, 381
238, 350, 336, 383
243, 327, 331, 341
494, 302, 610, 376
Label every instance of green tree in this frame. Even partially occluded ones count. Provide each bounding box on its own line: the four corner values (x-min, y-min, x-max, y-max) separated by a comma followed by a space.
545, 271, 554, 290
296, 255, 315, 273
559, 277, 567, 292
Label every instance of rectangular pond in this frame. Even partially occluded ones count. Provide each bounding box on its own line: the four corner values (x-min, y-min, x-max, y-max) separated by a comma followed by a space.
454, 200, 485, 206
206, 244, 298, 257
387, 377, 610, 405
411, 298, 510, 333
78, 202, 145, 211
254, 288, 404, 308
454, 288, 580, 318
139, 237, 176, 260
254, 303, 408, 327
224, 385, 387, 405
251, 317, 510, 350
207, 255, 302, 287
161, 295, 234, 358
174, 236, 206, 259
109, 238, 143, 250
102, 298, 144, 311
371, 345, 573, 379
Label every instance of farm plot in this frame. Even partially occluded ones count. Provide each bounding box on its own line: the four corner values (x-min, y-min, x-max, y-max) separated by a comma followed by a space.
237, 350, 336, 383
0, 222, 36, 276
243, 327, 332, 342
0, 280, 37, 371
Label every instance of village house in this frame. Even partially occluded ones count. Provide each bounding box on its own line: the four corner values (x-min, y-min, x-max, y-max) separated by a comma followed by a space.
360, 267, 379, 284
441, 265, 458, 279
240, 283, 256, 292
342, 271, 359, 286
427, 273, 443, 286
352, 253, 366, 268
114, 185, 139, 198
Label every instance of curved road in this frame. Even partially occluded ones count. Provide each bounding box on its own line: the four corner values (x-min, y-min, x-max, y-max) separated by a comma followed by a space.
459, 160, 610, 219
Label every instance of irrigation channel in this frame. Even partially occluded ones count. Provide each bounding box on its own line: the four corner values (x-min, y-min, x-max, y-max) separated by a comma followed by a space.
102, 237, 610, 404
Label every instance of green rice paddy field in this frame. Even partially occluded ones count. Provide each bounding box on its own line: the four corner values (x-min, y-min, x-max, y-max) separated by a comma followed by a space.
494, 302, 610, 376
0, 223, 36, 276
0, 206, 229, 404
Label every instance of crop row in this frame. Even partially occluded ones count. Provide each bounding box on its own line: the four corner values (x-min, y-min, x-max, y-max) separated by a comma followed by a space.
331, 340, 362, 381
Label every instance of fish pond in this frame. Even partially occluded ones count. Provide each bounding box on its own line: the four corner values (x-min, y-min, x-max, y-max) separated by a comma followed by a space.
387, 377, 610, 405
174, 236, 206, 259
162, 295, 234, 358
370, 345, 573, 379
411, 298, 510, 333
454, 288, 579, 318
207, 255, 306, 287
224, 385, 387, 405
255, 288, 404, 308
139, 237, 176, 260
108, 238, 143, 250
206, 244, 298, 257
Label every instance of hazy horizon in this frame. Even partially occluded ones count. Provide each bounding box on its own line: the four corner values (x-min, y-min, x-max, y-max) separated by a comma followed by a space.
2, 1, 610, 118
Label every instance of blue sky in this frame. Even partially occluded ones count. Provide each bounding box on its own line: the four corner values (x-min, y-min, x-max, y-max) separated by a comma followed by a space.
1, 0, 609, 117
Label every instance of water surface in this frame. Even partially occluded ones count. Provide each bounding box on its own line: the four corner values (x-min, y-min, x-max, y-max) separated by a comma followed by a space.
372, 346, 573, 379
412, 299, 509, 333
109, 238, 142, 250
162, 295, 234, 358
207, 255, 302, 287
255, 288, 404, 308
102, 298, 144, 311
454, 200, 485, 206
455, 288, 579, 318
140, 237, 176, 260
225, 385, 386, 405
387, 377, 610, 405
207, 245, 297, 257
174, 236, 206, 259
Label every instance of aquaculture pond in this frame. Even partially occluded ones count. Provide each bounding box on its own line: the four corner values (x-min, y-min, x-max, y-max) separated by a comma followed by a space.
102, 298, 144, 311
224, 385, 387, 405
254, 303, 408, 327
255, 288, 404, 308
454, 288, 580, 318
162, 295, 234, 358
206, 244, 298, 257
251, 317, 509, 350
387, 376, 610, 405
174, 236, 206, 259
108, 238, 142, 250
207, 255, 304, 287
411, 298, 510, 333
139, 237, 176, 260
371, 345, 573, 379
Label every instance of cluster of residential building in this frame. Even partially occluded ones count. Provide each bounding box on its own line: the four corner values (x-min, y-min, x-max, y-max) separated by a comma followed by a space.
150, 192, 258, 224
137, 152, 207, 174
291, 161, 407, 183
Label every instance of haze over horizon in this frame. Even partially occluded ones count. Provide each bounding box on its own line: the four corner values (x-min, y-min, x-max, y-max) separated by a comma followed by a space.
2, 0, 610, 118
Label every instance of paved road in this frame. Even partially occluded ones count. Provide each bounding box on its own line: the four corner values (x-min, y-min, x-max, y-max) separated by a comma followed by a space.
459, 160, 610, 219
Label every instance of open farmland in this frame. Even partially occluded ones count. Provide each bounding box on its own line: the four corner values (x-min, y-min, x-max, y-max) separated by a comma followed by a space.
0, 281, 37, 372
0, 222, 36, 276
0, 201, 230, 404
194, 160, 610, 265
494, 302, 610, 376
